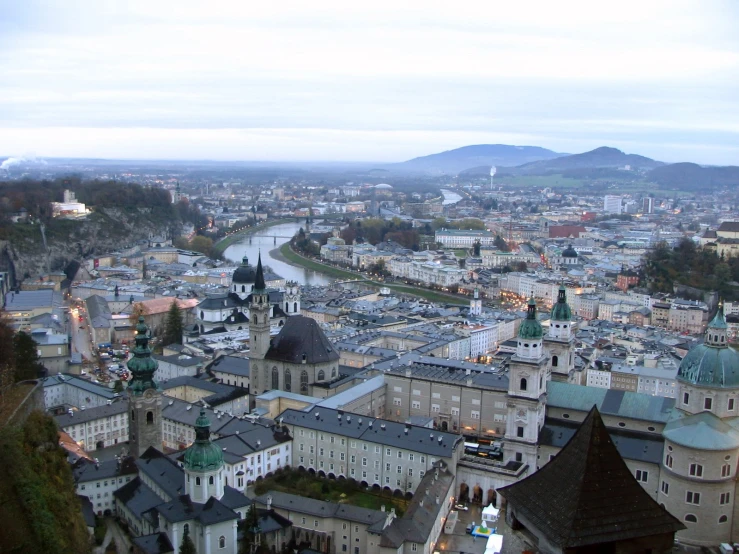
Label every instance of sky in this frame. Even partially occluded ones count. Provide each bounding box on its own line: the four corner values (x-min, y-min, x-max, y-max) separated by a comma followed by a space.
0, 0, 738, 164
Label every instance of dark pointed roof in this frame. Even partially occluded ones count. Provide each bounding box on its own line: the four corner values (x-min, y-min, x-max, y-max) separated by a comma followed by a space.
254, 253, 266, 291
265, 315, 339, 365
498, 406, 684, 549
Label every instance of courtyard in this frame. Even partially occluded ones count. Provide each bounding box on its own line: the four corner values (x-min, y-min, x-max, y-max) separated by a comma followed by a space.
253, 467, 409, 516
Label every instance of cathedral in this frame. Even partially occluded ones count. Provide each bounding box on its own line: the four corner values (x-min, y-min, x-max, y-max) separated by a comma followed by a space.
248, 255, 340, 396
194, 255, 300, 334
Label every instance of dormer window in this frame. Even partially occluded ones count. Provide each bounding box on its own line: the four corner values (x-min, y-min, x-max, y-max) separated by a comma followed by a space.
704, 397, 713, 411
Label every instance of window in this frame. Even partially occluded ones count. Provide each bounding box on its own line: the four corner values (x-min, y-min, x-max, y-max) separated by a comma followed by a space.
284, 369, 291, 392
209, 476, 214, 485
362, 458, 367, 466
551, 355, 558, 367
184, 523, 189, 534
689, 464, 703, 478
686, 491, 700, 505
722, 464, 731, 477
704, 397, 713, 410
661, 481, 669, 495
393, 398, 401, 406
517, 426, 524, 438
684, 514, 697, 523
431, 404, 440, 413
720, 492, 731, 505
317, 370, 325, 381
411, 544, 418, 552
451, 407, 459, 416
635, 470, 648, 482
665, 455, 673, 468
314, 520, 319, 528
471, 410, 480, 420
719, 515, 729, 524
146, 411, 154, 425
300, 370, 309, 392
397, 466, 402, 474
730, 398, 736, 411
412, 401, 421, 409
196, 477, 201, 486
682, 392, 690, 405
218, 536, 226, 549
520, 378, 527, 391
515, 452, 523, 462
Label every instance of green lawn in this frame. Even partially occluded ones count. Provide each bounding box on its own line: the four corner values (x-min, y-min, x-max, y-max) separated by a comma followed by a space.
254, 469, 409, 516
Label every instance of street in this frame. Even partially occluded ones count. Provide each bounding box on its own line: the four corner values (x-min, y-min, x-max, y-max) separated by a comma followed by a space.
69, 306, 94, 362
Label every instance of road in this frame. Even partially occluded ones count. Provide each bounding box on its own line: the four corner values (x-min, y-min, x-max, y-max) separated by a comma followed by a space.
69, 306, 94, 362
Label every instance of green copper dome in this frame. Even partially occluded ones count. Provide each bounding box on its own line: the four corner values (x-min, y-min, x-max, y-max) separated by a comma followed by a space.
184, 408, 224, 472
518, 297, 543, 339
550, 285, 573, 321
678, 304, 739, 389
127, 317, 159, 395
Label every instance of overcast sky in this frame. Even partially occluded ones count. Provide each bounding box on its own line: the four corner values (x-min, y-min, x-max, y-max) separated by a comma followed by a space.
1, 0, 738, 164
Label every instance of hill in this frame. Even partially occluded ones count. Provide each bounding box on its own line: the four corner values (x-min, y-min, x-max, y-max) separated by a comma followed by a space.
500, 146, 663, 175
0, 410, 91, 553
392, 144, 563, 174
647, 162, 739, 189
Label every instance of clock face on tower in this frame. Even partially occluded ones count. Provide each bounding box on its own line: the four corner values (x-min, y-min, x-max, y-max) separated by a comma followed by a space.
144, 388, 155, 399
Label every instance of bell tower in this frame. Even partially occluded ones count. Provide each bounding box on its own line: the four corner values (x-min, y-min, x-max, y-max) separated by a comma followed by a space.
505, 298, 548, 470
127, 317, 162, 457
249, 253, 271, 394
284, 281, 301, 316
544, 285, 577, 383
470, 288, 482, 316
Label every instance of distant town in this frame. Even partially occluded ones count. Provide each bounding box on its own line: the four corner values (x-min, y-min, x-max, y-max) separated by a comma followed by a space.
1, 147, 738, 554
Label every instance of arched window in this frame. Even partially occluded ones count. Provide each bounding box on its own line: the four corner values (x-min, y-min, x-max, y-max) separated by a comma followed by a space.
253, 314, 257, 324
196, 477, 201, 486
317, 370, 325, 381
272, 367, 279, 390
719, 515, 728, 523
131, 410, 135, 421
184, 523, 189, 534
294, 302, 298, 313
284, 369, 292, 392
551, 355, 559, 367
520, 378, 528, 391
219, 536, 226, 549
200, 310, 204, 319
685, 514, 697, 523
332, 367, 337, 378
209, 475, 214, 485
301, 370, 309, 392
146, 411, 153, 425
285, 302, 289, 312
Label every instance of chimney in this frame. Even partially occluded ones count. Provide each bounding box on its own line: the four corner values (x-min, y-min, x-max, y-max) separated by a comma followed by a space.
267, 495, 272, 511
405, 367, 411, 377
435, 495, 440, 505
465, 368, 471, 376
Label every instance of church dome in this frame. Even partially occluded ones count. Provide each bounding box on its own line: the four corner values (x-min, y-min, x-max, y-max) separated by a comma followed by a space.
232, 256, 258, 284
519, 298, 543, 339
678, 304, 739, 389
127, 317, 159, 395
550, 285, 572, 321
562, 244, 578, 258
184, 408, 224, 472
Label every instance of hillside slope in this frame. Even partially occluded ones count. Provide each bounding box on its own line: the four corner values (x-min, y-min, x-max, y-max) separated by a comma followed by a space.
500, 146, 663, 175
647, 162, 739, 189
392, 144, 563, 174
0, 411, 91, 554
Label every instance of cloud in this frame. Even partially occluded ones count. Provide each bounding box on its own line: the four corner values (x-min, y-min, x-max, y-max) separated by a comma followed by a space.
0, 0, 737, 163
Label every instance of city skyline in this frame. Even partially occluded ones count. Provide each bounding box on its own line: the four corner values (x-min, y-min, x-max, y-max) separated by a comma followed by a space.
1, 0, 738, 164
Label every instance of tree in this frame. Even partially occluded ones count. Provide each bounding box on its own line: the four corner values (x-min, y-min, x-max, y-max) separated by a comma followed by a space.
494, 235, 510, 252
163, 300, 184, 346
129, 302, 149, 325
179, 524, 196, 554
239, 503, 268, 554
0, 313, 16, 405
113, 380, 124, 393
473, 240, 481, 257
189, 235, 214, 256
14, 331, 44, 381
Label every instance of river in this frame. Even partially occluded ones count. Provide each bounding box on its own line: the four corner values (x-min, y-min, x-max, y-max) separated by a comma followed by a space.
223, 222, 332, 286
441, 189, 463, 205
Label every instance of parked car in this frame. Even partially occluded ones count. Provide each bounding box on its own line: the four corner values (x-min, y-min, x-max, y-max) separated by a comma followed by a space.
466, 523, 474, 534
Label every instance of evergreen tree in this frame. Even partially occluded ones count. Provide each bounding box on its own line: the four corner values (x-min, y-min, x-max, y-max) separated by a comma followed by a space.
163, 300, 184, 346
14, 331, 44, 381
179, 524, 196, 554
0, 313, 16, 404
239, 503, 266, 554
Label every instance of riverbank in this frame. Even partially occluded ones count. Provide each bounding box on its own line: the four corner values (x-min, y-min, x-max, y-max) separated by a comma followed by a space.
276, 243, 468, 305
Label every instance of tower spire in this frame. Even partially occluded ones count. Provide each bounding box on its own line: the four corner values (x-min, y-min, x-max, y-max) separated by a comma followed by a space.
254, 251, 266, 291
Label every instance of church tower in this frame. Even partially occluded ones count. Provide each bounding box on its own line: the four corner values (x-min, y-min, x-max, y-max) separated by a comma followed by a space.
505, 298, 548, 470
249, 253, 271, 394
184, 407, 225, 503
544, 285, 577, 383
284, 281, 301, 316
470, 288, 482, 316
127, 317, 162, 457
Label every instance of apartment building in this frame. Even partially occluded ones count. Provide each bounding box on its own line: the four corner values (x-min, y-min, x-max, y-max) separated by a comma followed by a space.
74, 457, 138, 515
43, 373, 119, 410
434, 229, 495, 248
56, 401, 129, 451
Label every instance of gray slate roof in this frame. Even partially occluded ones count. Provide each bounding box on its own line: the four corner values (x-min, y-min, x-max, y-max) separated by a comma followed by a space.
209, 355, 250, 377
265, 316, 340, 365
279, 407, 462, 458
56, 400, 128, 427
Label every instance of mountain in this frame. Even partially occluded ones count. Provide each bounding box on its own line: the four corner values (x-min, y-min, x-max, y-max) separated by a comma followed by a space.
500, 146, 664, 175
647, 162, 739, 189
392, 144, 564, 174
